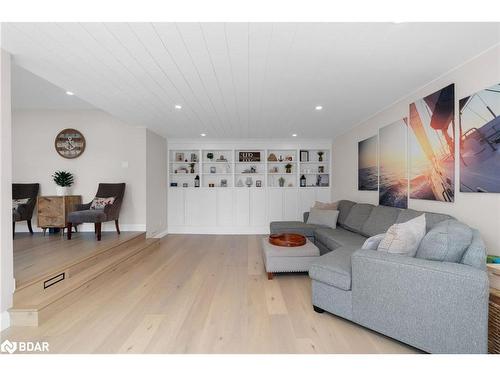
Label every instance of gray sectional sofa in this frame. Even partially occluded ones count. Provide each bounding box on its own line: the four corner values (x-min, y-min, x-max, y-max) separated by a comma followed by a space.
269, 200, 489, 354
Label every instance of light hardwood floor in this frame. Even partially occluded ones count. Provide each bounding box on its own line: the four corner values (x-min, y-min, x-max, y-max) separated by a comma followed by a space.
2, 234, 419, 354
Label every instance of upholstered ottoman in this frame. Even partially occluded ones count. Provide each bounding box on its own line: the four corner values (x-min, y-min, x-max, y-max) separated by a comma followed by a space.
261, 237, 320, 279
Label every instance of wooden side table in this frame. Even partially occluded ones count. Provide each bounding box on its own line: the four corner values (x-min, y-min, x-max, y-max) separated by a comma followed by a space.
37, 195, 82, 234
488, 264, 500, 354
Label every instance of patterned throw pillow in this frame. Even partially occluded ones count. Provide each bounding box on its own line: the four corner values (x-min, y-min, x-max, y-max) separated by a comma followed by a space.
12, 198, 30, 211
377, 214, 426, 257
90, 197, 116, 210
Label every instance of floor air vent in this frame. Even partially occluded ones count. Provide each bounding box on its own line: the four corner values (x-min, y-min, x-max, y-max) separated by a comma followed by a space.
43, 272, 65, 289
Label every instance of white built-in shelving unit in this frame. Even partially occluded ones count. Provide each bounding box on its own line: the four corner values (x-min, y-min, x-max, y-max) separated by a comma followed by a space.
167, 142, 332, 234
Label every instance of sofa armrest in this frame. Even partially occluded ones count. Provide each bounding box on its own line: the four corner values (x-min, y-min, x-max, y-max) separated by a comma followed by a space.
303, 212, 309, 223
351, 249, 489, 353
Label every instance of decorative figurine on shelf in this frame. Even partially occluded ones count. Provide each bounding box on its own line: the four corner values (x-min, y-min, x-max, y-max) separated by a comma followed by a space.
270, 166, 278, 173
285, 155, 293, 161
245, 177, 253, 187
285, 163, 293, 173
278, 177, 285, 187
278, 155, 284, 162
190, 153, 198, 162
189, 163, 196, 174
268, 153, 277, 162
216, 155, 227, 162
318, 166, 325, 173
221, 179, 228, 187
317, 151, 324, 162
210, 166, 216, 174
207, 152, 214, 160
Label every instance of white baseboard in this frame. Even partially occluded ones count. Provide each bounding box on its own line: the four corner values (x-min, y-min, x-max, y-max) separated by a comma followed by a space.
151, 229, 168, 239
14, 222, 146, 233
167, 225, 269, 235
1, 310, 11, 331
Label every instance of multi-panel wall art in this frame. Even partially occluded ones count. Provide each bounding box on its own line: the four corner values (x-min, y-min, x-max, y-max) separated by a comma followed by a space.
379, 119, 408, 209
408, 84, 455, 202
358, 135, 378, 191
459, 83, 500, 193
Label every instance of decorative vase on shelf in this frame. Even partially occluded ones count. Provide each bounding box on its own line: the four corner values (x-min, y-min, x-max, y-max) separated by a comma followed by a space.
245, 177, 253, 187
278, 177, 285, 187
318, 151, 324, 162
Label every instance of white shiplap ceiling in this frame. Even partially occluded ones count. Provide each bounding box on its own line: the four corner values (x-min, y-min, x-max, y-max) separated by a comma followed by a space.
3, 22, 500, 138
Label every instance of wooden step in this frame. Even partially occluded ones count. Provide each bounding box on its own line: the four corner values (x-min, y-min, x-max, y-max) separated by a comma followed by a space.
9, 233, 160, 326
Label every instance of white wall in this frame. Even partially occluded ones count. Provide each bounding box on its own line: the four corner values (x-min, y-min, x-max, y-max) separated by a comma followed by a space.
146, 129, 167, 238
12, 109, 147, 232
0, 49, 14, 330
332, 44, 500, 256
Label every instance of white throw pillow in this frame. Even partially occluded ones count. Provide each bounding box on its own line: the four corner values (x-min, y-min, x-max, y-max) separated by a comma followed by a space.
306, 208, 339, 229
377, 214, 426, 257
362, 233, 386, 250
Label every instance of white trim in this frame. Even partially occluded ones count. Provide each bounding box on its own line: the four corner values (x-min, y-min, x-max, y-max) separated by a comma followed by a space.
14, 223, 146, 233
1, 310, 10, 331
151, 229, 168, 239
168, 225, 269, 235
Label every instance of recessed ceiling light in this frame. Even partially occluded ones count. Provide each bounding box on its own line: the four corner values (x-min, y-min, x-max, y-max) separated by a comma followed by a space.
315, 105, 323, 111
200, 133, 206, 137
175, 104, 182, 110
292, 134, 298, 137
65, 91, 75, 96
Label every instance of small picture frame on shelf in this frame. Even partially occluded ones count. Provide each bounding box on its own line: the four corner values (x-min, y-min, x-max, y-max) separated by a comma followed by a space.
210, 166, 216, 174
300, 150, 309, 162
190, 153, 197, 162
221, 179, 228, 187
175, 152, 184, 162
256, 180, 262, 187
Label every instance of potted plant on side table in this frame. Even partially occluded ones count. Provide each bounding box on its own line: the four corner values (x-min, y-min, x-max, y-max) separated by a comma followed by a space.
52, 171, 74, 196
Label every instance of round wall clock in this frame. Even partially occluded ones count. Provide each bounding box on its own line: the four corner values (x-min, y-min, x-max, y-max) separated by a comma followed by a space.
54, 128, 86, 159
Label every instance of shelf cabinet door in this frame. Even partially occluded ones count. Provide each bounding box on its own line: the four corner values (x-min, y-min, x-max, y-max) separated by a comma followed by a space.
168, 189, 185, 226
298, 189, 316, 217
250, 189, 267, 226
268, 189, 283, 222
315, 188, 331, 203
185, 189, 216, 226
217, 189, 234, 226
234, 188, 250, 226
283, 189, 299, 221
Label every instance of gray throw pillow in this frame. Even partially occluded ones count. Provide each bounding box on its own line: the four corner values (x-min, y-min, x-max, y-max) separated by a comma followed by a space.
306, 208, 339, 229
416, 219, 473, 263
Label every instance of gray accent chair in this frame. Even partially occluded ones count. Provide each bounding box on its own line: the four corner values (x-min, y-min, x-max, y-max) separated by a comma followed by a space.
12, 183, 39, 238
67, 183, 126, 241
270, 200, 489, 353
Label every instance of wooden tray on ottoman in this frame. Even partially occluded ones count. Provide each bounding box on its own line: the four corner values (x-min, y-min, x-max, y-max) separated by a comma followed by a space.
269, 233, 306, 247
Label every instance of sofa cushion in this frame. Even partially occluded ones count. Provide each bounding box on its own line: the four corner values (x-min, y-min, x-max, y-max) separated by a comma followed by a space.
396, 209, 453, 231
337, 200, 356, 226
461, 229, 487, 270
309, 246, 358, 290
314, 227, 366, 250
68, 209, 107, 223
306, 208, 339, 229
416, 219, 473, 263
361, 205, 401, 237
270, 221, 323, 238
343, 203, 374, 234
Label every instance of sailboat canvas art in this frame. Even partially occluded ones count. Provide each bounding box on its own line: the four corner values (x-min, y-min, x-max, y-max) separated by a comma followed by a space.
459, 83, 500, 193
379, 119, 408, 208
358, 135, 378, 191
408, 84, 455, 202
